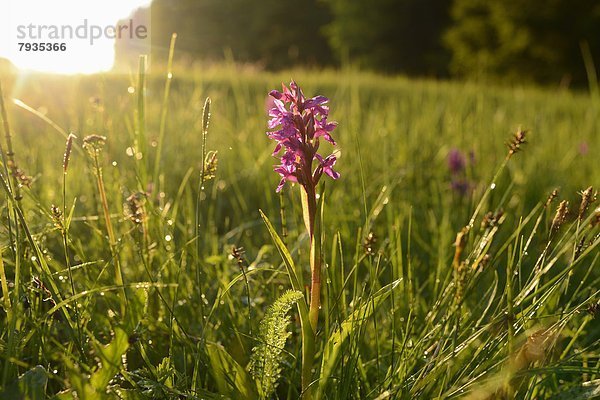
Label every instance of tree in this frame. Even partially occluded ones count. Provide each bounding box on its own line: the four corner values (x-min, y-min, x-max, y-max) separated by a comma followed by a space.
324, 0, 452, 76
445, 0, 600, 85
150, 0, 333, 69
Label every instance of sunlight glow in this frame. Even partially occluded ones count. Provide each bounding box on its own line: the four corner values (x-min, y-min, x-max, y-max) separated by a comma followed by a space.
0, 0, 151, 74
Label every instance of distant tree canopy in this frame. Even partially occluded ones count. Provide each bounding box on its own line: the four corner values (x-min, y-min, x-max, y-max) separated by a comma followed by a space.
150, 0, 333, 69
146, 0, 600, 86
445, 0, 600, 85
324, 0, 452, 77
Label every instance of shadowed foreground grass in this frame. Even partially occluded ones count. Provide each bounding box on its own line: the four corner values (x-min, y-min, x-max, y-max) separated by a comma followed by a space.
0, 65, 598, 399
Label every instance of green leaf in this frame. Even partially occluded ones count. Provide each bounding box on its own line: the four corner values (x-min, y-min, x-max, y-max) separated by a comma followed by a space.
259, 209, 303, 293
250, 290, 303, 399
206, 342, 257, 400
87, 327, 130, 396
318, 279, 401, 397
124, 286, 149, 333
1, 365, 48, 400
259, 209, 312, 338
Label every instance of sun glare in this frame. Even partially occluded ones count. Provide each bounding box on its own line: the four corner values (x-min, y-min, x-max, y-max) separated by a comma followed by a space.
0, 0, 151, 74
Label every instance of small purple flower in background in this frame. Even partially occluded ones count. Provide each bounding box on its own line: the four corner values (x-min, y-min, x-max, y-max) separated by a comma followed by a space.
578, 141, 589, 156
267, 81, 339, 193
448, 148, 466, 175
451, 179, 471, 196
447, 148, 475, 196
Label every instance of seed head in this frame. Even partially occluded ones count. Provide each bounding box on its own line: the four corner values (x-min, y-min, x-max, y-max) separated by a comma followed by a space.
82, 134, 107, 158
10, 164, 32, 189
202, 151, 218, 181
63, 133, 77, 173
124, 192, 146, 225
50, 204, 63, 230
544, 188, 559, 208
587, 300, 599, 318
231, 246, 248, 269
578, 186, 596, 221
363, 231, 377, 256
507, 128, 527, 156
593, 207, 600, 227
481, 209, 504, 230
551, 200, 569, 233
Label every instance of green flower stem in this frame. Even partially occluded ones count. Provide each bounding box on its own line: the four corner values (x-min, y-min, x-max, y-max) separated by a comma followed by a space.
300, 185, 322, 399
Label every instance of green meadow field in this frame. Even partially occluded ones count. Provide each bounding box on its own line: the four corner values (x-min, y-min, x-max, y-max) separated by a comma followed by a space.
0, 64, 598, 399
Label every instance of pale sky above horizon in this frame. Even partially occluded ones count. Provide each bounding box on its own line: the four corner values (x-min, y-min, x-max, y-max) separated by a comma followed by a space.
0, 0, 152, 74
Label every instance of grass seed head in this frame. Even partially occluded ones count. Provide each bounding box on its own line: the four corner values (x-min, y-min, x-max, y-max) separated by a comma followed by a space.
481, 209, 504, 230
578, 186, 596, 221
124, 192, 147, 225
507, 128, 527, 157
587, 300, 599, 318
10, 164, 32, 190
363, 231, 377, 256
231, 246, 248, 269
545, 188, 559, 208
63, 133, 77, 173
593, 207, 600, 227
551, 200, 569, 233
50, 204, 63, 230
202, 150, 218, 181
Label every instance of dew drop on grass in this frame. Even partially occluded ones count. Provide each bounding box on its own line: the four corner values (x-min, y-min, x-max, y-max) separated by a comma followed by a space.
127, 86, 135, 94
112, 161, 117, 167
30, 256, 37, 262
126, 147, 135, 157
165, 234, 172, 242
490, 183, 496, 190
167, 219, 173, 226
100, 292, 105, 296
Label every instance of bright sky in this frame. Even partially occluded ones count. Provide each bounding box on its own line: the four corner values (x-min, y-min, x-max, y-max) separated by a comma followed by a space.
0, 0, 152, 74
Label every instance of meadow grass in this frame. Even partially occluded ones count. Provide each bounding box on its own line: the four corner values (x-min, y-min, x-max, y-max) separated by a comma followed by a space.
0, 63, 598, 399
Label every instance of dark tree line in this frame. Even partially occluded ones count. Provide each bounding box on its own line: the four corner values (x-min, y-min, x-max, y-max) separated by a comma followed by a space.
147, 0, 600, 85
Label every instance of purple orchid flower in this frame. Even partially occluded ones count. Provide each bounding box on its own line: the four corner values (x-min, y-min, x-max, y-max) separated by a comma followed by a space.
267, 81, 339, 193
